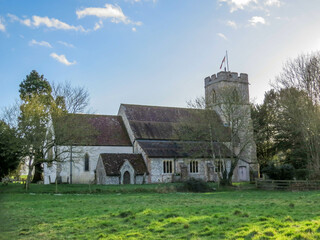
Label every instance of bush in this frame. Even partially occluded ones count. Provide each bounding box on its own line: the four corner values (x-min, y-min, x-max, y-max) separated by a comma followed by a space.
262, 163, 295, 180
183, 178, 211, 192
295, 169, 309, 180
279, 164, 295, 180
262, 164, 278, 179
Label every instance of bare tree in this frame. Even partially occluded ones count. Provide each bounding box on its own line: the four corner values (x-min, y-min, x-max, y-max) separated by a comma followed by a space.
275, 52, 320, 178
177, 86, 256, 185
51, 81, 90, 114
212, 86, 256, 185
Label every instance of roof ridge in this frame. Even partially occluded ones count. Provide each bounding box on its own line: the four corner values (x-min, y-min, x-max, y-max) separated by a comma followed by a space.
120, 103, 193, 111
67, 113, 121, 118
100, 153, 142, 155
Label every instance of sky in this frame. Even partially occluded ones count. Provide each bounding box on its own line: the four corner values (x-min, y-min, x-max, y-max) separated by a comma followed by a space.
1, 0, 320, 115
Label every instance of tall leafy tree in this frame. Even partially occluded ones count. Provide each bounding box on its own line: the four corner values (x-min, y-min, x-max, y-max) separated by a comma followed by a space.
19, 70, 53, 183
16, 70, 91, 188
0, 121, 23, 178
252, 90, 279, 172
19, 70, 52, 100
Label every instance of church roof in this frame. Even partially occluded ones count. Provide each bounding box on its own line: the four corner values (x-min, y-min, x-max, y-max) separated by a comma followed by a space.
53, 114, 132, 146
137, 140, 233, 158
120, 104, 230, 141
99, 153, 148, 176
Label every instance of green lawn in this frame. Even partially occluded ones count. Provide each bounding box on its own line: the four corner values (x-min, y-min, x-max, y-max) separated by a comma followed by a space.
1, 183, 320, 239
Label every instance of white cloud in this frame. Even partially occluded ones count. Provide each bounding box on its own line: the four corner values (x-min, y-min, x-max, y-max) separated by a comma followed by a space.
249, 16, 266, 26
93, 20, 103, 31
219, 0, 258, 12
217, 33, 228, 41
8, 13, 86, 31
226, 20, 237, 28
0, 17, 5, 32
76, 3, 142, 26
21, 19, 31, 27
29, 39, 52, 48
265, 0, 281, 7
32, 16, 85, 31
50, 53, 76, 66
126, 0, 157, 3
132, 27, 136, 32
58, 41, 75, 48
7, 14, 19, 22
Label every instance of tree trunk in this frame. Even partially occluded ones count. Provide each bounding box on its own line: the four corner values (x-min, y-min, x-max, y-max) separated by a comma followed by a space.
25, 159, 33, 191
31, 162, 43, 183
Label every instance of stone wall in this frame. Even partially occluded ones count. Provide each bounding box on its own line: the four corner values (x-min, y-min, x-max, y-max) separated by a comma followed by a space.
106, 176, 120, 185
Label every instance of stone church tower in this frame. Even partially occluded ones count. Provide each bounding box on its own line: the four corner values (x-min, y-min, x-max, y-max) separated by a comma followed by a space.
204, 71, 249, 109
204, 71, 258, 177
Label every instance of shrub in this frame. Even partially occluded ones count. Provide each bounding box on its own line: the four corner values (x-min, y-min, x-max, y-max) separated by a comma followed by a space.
278, 164, 295, 180
183, 178, 211, 192
295, 169, 309, 180
262, 163, 295, 180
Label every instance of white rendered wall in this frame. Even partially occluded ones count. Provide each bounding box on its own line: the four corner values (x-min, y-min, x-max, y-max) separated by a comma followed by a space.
44, 145, 133, 184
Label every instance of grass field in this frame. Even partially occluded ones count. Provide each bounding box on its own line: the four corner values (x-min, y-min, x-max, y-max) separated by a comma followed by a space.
1, 183, 320, 240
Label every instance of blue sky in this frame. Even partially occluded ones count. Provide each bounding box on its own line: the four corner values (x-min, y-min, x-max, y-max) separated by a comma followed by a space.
1, 0, 320, 114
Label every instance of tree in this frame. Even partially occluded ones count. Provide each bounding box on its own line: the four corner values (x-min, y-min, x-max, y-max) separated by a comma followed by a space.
251, 90, 280, 172
0, 120, 23, 178
252, 88, 312, 175
19, 70, 53, 183
274, 53, 320, 178
177, 85, 256, 185
19, 70, 52, 100
212, 86, 256, 185
51, 81, 90, 114
3, 70, 91, 189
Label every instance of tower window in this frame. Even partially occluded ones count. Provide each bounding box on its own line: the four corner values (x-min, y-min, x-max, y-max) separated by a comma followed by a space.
211, 90, 216, 103
163, 160, 173, 173
189, 161, 199, 173
232, 89, 240, 102
84, 153, 89, 172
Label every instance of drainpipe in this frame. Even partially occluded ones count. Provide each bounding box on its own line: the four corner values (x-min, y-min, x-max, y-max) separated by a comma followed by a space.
70, 145, 73, 184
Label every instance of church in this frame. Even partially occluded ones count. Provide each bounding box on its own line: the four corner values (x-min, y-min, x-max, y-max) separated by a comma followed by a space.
43, 71, 257, 185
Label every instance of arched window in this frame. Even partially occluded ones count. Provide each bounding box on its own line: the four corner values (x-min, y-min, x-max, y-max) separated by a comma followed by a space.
84, 153, 89, 172
232, 89, 240, 102
211, 90, 216, 103
189, 161, 199, 173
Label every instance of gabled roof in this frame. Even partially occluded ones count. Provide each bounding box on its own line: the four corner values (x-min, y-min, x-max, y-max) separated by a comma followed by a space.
53, 114, 132, 146
99, 153, 148, 176
137, 140, 233, 158
120, 104, 230, 141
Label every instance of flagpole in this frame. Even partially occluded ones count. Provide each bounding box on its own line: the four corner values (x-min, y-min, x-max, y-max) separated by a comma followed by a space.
226, 50, 229, 72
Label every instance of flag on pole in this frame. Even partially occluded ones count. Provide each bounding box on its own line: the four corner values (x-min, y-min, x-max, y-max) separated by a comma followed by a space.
220, 56, 226, 69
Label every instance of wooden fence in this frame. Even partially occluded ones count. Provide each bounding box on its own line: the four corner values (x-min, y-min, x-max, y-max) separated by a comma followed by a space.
256, 179, 320, 191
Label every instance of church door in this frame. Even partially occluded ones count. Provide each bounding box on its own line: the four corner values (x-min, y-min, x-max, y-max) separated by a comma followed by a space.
239, 166, 247, 181
123, 171, 131, 184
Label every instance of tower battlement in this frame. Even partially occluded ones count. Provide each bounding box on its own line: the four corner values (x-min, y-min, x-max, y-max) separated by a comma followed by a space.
204, 71, 248, 87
